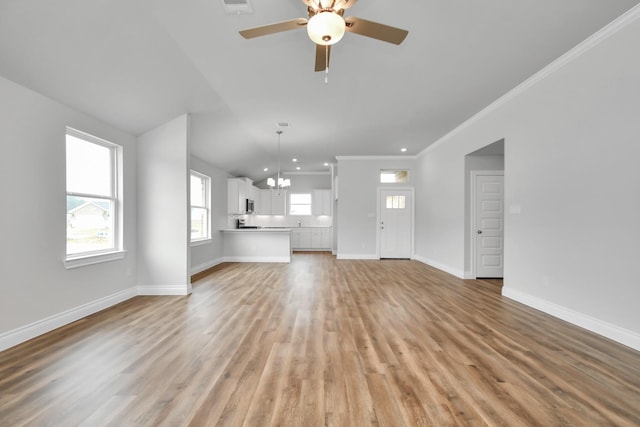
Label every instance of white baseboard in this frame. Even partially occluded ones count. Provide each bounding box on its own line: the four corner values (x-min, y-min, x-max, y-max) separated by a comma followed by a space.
0, 287, 137, 352
502, 287, 640, 352
412, 255, 465, 279
191, 257, 224, 275
222, 256, 291, 263
137, 284, 192, 296
336, 253, 378, 260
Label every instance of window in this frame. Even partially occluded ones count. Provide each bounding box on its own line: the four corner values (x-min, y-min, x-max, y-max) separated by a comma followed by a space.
289, 193, 312, 216
191, 171, 211, 242
380, 169, 410, 183
386, 195, 406, 209
66, 128, 120, 260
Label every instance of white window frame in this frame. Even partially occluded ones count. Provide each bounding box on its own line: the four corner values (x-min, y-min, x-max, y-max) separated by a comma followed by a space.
289, 193, 312, 216
64, 127, 124, 269
190, 170, 212, 245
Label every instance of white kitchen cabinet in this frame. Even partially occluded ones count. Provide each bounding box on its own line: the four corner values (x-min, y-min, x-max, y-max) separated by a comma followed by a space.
227, 177, 253, 214
311, 229, 322, 248
291, 227, 332, 250
298, 228, 312, 248
257, 189, 272, 215
271, 191, 286, 216
312, 189, 331, 216
291, 229, 300, 248
256, 188, 286, 215
321, 228, 332, 248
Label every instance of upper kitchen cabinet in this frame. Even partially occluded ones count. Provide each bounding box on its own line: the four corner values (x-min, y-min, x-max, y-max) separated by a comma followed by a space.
227, 177, 253, 214
256, 188, 286, 215
271, 191, 286, 216
312, 189, 331, 216
257, 189, 272, 215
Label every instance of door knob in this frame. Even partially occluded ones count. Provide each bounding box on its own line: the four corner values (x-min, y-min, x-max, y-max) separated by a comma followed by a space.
477, 230, 482, 234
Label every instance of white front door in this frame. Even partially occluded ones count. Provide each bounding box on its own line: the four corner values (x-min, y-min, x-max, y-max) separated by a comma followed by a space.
474, 173, 504, 278
380, 189, 413, 259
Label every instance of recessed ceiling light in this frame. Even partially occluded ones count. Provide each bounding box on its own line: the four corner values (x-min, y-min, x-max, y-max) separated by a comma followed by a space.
400, 147, 407, 152
296, 166, 301, 170
324, 162, 329, 166
263, 167, 268, 172
292, 158, 298, 162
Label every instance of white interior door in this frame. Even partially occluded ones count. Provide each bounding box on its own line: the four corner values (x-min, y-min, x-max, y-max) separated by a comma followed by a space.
474, 173, 504, 278
380, 189, 412, 259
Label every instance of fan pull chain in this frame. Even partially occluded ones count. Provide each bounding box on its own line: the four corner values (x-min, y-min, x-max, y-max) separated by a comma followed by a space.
325, 45, 329, 84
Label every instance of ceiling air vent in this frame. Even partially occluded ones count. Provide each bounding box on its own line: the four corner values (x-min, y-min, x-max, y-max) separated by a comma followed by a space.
221, 0, 253, 14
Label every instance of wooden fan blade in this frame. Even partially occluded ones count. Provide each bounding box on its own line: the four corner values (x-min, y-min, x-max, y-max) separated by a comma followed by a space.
344, 16, 408, 45
314, 44, 331, 72
239, 18, 307, 39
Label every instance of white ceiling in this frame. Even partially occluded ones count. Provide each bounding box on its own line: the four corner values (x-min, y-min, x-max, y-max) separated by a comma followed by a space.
1, 0, 638, 181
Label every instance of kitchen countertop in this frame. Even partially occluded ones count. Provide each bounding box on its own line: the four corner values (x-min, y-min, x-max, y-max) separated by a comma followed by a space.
221, 228, 292, 232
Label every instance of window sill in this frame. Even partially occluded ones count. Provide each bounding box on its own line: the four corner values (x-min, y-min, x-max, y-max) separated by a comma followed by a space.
191, 238, 212, 247
64, 250, 126, 269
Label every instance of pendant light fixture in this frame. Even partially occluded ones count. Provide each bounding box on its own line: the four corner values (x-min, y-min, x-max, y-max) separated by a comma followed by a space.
267, 130, 291, 192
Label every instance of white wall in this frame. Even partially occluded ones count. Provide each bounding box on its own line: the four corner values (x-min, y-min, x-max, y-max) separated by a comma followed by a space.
337, 157, 417, 259
137, 114, 190, 295
414, 10, 640, 349
0, 76, 138, 350
189, 155, 229, 274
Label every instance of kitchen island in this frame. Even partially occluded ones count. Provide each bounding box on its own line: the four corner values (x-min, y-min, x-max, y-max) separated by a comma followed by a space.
221, 228, 292, 263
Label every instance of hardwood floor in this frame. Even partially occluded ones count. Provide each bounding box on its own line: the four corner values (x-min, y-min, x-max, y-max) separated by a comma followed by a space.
1, 253, 639, 426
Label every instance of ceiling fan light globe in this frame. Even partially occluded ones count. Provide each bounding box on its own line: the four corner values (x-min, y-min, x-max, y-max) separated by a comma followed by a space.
307, 12, 345, 46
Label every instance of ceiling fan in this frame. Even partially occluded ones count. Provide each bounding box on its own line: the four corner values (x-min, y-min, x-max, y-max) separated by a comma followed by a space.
239, 0, 408, 72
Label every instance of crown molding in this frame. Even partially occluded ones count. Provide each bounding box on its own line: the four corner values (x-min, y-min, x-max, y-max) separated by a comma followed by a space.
336, 155, 418, 161
281, 171, 330, 176
419, 3, 640, 157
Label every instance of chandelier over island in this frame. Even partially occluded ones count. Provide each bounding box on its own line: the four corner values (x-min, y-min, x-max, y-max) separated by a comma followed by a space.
267, 130, 291, 191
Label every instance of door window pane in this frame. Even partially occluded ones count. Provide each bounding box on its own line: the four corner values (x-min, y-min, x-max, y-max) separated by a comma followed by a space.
386, 195, 406, 209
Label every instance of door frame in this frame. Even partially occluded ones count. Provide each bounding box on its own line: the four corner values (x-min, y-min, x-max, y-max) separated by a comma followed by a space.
470, 170, 504, 278
376, 187, 415, 259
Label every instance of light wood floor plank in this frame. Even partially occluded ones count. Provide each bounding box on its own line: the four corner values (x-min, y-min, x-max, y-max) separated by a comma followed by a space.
1, 254, 639, 426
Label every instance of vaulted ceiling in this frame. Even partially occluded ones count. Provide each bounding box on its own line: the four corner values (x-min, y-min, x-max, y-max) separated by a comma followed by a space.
1, 0, 638, 181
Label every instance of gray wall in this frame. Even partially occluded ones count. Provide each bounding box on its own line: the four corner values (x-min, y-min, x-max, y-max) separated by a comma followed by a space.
137, 114, 190, 294
337, 157, 417, 259
414, 14, 640, 349
0, 75, 138, 349
189, 155, 230, 274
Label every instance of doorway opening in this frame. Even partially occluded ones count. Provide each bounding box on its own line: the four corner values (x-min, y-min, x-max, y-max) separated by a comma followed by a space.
464, 139, 505, 279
